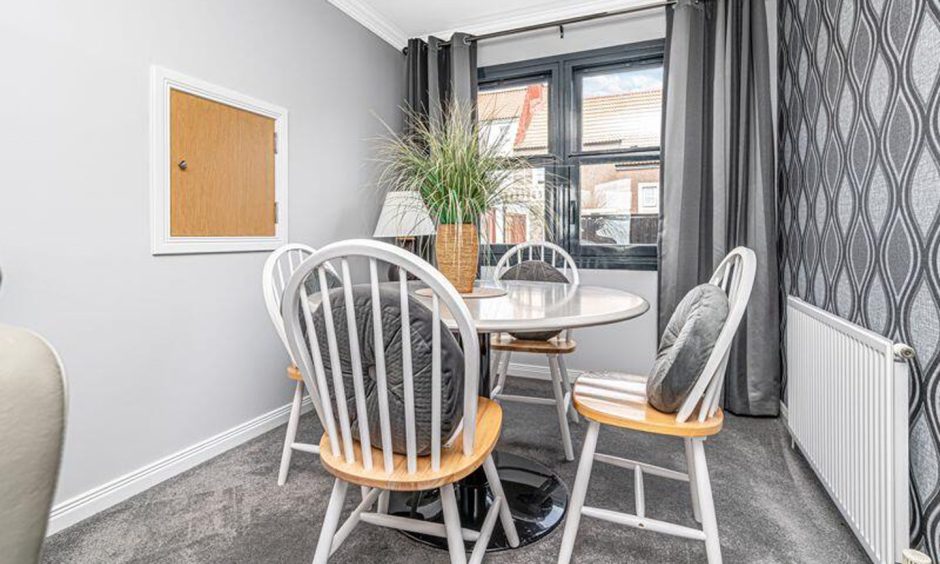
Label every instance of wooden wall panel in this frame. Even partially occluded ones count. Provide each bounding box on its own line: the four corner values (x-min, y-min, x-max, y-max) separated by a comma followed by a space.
169, 89, 276, 237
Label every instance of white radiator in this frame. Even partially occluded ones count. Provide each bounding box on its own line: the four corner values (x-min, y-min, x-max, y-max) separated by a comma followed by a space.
786, 297, 912, 564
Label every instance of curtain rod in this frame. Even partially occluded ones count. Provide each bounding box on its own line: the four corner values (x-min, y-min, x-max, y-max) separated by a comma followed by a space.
437, 0, 677, 46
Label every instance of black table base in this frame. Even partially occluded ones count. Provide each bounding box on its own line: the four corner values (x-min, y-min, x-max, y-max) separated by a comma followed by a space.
386, 333, 569, 552
386, 451, 568, 551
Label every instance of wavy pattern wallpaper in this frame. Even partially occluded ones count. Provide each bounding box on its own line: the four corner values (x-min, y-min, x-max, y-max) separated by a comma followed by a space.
778, 0, 940, 555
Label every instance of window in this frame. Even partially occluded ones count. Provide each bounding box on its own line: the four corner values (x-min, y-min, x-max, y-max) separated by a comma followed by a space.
478, 80, 552, 247
638, 181, 660, 213
477, 41, 664, 269
481, 167, 546, 245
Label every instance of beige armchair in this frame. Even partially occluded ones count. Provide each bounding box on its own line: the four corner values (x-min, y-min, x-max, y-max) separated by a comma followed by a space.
0, 325, 67, 564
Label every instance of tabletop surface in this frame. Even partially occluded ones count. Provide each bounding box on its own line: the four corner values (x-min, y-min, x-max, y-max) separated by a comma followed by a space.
423, 279, 649, 333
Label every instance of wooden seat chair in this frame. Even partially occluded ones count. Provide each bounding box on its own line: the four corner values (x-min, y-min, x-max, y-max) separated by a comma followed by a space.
557, 247, 757, 564
263, 243, 339, 485
490, 241, 580, 460
281, 239, 519, 564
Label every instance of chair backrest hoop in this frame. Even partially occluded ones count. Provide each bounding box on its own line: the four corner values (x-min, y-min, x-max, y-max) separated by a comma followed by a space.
674, 247, 757, 423
494, 241, 580, 285
280, 239, 481, 476
262, 244, 317, 363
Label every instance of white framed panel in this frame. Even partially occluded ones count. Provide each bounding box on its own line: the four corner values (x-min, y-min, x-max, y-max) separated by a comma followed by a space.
150, 66, 289, 255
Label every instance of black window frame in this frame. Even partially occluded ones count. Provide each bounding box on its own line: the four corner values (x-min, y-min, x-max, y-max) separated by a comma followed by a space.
477, 40, 665, 271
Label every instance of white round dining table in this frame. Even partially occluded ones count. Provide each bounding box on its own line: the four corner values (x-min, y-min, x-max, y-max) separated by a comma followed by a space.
431, 278, 650, 333
390, 279, 650, 552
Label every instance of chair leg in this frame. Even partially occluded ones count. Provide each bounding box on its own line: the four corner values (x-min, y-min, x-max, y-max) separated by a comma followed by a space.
482, 454, 520, 547
312, 478, 348, 564
557, 354, 579, 423
279, 380, 305, 486
548, 355, 575, 461
490, 350, 502, 394
440, 484, 468, 564
557, 420, 600, 564
691, 439, 722, 564
492, 351, 511, 399
377, 490, 389, 514
684, 438, 702, 523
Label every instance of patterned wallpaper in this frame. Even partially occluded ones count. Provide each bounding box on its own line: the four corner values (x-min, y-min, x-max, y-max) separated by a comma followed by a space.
778, 0, 940, 554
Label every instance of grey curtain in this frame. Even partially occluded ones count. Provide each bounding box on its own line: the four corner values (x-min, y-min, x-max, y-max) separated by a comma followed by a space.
659, 0, 779, 416
404, 33, 477, 126
404, 38, 429, 126
403, 33, 478, 264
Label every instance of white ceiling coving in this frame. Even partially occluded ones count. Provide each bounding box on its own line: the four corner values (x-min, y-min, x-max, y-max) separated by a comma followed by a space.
326, 0, 664, 50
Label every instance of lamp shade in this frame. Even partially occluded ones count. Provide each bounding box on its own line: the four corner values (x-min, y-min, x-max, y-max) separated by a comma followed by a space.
373, 191, 436, 238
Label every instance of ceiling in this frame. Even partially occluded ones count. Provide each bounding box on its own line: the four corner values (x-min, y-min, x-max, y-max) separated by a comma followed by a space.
326, 0, 660, 50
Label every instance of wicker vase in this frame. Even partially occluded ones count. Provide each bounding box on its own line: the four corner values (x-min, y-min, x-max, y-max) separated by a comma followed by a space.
435, 223, 479, 293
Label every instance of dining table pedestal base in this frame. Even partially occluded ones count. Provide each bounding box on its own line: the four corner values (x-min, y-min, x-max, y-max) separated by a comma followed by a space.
386, 450, 568, 552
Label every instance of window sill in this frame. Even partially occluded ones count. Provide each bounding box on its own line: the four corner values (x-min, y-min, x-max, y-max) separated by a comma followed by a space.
572, 255, 657, 271
481, 247, 658, 271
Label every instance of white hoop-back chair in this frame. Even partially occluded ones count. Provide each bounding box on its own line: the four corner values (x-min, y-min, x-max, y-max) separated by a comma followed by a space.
490, 241, 580, 460
263, 243, 339, 485
557, 247, 757, 564
281, 239, 519, 564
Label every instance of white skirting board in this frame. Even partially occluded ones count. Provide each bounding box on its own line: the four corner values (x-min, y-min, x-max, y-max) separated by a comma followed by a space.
48, 362, 573, 535
47, 397, 312, 535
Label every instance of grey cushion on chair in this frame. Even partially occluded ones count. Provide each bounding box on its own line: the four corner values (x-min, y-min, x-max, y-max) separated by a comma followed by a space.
310, 286, 464, 456
500, 260, 570, 285
646, 284, 729, 413
0, 325, 66, 563
304, 269, 341, 296
500, 260, 570, 341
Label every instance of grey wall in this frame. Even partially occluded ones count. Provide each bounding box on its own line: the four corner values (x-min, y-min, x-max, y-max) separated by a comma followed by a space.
477, 14, 667, 375
0, 0, 403, 504
778, 0, 940, 555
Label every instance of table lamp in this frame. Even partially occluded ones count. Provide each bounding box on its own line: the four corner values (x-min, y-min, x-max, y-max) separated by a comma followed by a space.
374, 191, 436, 276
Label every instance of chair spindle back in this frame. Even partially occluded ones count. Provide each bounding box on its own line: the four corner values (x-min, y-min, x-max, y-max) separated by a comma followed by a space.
675, 247, 757, 423
281, 239, 480, 476
494, 241, 580, 341
263, 244, 317, 364
494, 241, 580, 285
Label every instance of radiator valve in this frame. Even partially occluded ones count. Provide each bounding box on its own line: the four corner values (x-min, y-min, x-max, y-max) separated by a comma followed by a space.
894, 343, 916, 361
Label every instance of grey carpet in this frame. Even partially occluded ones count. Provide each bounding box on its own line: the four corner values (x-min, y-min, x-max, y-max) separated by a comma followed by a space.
42, 379, 868, 563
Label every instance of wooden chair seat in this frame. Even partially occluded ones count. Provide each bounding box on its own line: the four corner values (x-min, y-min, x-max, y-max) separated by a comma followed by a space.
319, 398, 502, 492
287, 364, 302, 381
573, 371, 723, 438
490, 334, 576, 354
